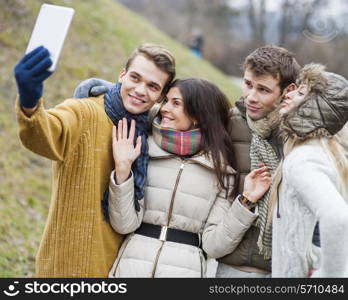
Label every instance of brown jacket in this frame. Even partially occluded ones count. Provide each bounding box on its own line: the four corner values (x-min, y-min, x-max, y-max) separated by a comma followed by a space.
218, 98, 282, 272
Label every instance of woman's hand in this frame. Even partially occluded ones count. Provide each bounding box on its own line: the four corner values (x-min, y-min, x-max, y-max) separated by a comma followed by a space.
112, 118, 142, 184
243, 166, 272, 203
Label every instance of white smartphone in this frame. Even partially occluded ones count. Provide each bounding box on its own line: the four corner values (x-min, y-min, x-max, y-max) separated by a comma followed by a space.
26, 4, 75, 72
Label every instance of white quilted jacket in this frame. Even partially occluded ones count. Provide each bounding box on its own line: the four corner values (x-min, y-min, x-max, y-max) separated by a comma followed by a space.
272, 139, 348, 277
108, 136, 256, 277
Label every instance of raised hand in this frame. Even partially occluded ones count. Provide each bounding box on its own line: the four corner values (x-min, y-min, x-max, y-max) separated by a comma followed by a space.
73, 78, 114, 98
243, 166, 272, 203
14, 46, 53, 108
112, 118, 142, 184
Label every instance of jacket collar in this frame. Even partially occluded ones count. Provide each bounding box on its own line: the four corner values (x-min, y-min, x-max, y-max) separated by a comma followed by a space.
235, 97, 247, 118
148, 136, 236, 174
148, 135, 175, 158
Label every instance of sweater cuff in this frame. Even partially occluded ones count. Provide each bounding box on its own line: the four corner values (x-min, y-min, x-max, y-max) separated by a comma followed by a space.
226, 196, 259, 227
15, 97, 44, 126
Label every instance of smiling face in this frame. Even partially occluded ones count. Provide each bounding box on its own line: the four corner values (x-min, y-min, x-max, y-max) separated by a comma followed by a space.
280, 84, 308, 116
242, 68, 283, 120
160, 86, 195, 131
118, 54, 169, 114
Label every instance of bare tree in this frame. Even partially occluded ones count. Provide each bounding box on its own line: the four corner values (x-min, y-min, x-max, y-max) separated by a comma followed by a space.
278, 0, 327, 47
117, 0, 348, 77
247, 0, 266, 45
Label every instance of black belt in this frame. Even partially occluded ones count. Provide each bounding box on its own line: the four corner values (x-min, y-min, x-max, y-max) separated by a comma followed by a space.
135, 222, 201, 248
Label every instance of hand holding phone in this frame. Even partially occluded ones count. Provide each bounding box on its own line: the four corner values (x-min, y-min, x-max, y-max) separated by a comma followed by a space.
14, 46, 52, 108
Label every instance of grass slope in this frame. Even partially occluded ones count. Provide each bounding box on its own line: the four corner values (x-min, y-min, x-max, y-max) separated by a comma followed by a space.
0, 0, 240, 277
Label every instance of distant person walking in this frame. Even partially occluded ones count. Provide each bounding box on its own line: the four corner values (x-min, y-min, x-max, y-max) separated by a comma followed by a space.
188, 28, 204, 58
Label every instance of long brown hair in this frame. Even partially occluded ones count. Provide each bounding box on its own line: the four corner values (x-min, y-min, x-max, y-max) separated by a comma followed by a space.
170, 78, 235, 190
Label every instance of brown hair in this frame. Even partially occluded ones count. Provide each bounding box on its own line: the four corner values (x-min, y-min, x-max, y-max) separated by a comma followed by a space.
170, 78, 235, 191
125, 43, 176, 94
243, 45, 301, 92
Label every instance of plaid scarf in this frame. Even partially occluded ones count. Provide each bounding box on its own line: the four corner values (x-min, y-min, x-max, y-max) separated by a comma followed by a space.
152, 117, 202, 156
247, 110, 280, 260
102, 82, 150, 220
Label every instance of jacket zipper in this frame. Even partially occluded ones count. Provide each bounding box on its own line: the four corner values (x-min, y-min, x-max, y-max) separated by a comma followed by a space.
151, 242, 164, 278
166, 161, 186, 226
151, 160, 186, 277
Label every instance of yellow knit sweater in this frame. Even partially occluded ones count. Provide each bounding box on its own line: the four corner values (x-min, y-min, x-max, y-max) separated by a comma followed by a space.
16, 96, 123, 277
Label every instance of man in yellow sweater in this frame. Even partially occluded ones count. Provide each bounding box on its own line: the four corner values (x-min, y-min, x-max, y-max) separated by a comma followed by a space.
14, 44, 175, 277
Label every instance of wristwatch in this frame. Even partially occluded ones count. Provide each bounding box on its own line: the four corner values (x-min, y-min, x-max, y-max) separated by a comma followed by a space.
239, 194, 256, 210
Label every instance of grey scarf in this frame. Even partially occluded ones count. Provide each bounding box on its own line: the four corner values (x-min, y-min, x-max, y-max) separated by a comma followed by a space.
247, 108, 280, 259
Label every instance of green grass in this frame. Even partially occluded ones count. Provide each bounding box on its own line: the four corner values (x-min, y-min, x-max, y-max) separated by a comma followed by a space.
0, 0, 241, 277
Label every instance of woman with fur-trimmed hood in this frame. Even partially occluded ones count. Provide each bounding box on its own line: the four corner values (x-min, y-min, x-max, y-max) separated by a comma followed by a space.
269, 63, 348, 277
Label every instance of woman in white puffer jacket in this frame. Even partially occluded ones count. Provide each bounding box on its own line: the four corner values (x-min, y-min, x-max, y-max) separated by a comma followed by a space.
108, 78, 271, 277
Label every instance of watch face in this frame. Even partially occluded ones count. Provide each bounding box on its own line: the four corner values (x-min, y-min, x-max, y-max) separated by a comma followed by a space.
241, 195, 251, 204
240, 195, 247, 203
239, 195, 256, 210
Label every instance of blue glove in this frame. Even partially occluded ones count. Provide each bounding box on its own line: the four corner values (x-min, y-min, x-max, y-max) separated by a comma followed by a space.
73, 78, 114, 98
14, 46, 53, 108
